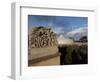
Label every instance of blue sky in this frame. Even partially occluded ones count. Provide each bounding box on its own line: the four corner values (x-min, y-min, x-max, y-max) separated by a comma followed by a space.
28, 15, 88, 34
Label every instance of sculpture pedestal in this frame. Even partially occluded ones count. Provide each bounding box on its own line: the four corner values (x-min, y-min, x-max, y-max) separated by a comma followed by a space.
28, 52, 61, 66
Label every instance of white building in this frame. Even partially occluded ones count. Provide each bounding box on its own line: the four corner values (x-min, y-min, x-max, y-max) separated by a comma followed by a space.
57, 34, 74, 45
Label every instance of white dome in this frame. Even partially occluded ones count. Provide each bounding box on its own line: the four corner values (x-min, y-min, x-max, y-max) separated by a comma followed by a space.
57, 34, 74, 45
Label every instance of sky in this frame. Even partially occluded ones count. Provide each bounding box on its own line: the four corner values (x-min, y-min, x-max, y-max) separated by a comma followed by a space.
28, 15, 88, 39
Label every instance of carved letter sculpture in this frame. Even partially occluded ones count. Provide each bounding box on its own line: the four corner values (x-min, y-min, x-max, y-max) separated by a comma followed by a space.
28, 26, 58, 49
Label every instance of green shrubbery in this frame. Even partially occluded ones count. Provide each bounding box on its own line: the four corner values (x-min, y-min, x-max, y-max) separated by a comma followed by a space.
59, 45, 88, 65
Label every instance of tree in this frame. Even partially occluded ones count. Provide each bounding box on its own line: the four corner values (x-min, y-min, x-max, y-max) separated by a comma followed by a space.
79, 36, 87, 42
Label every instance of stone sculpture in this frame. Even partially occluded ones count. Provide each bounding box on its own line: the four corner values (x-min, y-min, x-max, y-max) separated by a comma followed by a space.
28, 26, 58, 49
28, 26, 60, 66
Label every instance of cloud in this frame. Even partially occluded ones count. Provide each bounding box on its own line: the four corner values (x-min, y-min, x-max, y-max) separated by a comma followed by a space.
53, 27, 64, 34
66, 27, 88, 40
67, 27, 87, 35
